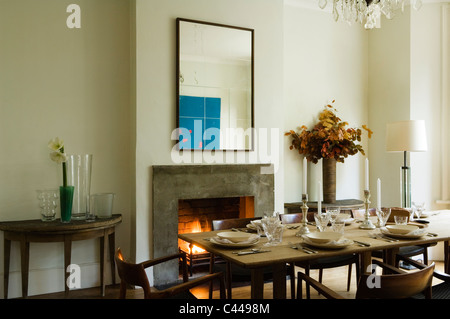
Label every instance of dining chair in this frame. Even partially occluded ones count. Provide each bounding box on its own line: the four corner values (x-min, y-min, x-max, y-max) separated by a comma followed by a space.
210, 216, 276, 299
353, 207, 432, 267
350, 208, 376, 219
282, 212, 360, 299
389, 207, 434, 267
115, 247, 225, 299
397, 256, 450, 299
297, 258, 436, 299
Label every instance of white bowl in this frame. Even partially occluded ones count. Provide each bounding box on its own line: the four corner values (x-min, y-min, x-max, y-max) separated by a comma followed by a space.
217, 231, 254, 243
386, 224, 419, 235
305, 232, 342, 244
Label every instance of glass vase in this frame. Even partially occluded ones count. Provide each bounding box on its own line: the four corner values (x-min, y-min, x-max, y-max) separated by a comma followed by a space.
67, 154, 93, 220
60, 186, 74, 223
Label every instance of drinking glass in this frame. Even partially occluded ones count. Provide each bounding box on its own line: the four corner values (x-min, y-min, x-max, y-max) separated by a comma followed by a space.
326, 206, 340, 224
376, 207, 391, 227
37, 189, 58, 221
331, 219, 345, 234
261, 216, 283, 246
314, 212, 330, 232
394, 215, 408, 225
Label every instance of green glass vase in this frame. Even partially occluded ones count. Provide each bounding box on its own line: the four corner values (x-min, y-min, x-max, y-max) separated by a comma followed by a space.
60, 186, 74, 223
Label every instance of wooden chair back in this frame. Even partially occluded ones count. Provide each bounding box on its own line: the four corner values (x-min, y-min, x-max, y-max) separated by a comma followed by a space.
356, 262, 435, 299
351, 208, 376, 219
212, 217, 261, 230
387, 207, 410, 223
115, 248, 226, 299
280, 213, 303, 224
115, 248, 152, 298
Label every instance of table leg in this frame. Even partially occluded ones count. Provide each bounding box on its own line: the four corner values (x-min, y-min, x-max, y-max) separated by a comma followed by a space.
3, 239, 11, 299
20, 237, 29, 298
64, 236, 72, 295
250, 268, 264, 299
272, 263, 287, 299
385, 248, 398, 267
100, 233, 107, 296
360, 251, 372, 274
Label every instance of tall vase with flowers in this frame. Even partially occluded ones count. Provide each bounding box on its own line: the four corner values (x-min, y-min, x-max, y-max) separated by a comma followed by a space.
285, 100, 373, 203
48, 137, 74, 223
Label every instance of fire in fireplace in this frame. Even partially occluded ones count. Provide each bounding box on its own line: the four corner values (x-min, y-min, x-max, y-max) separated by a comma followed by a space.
178, 196, 254, 274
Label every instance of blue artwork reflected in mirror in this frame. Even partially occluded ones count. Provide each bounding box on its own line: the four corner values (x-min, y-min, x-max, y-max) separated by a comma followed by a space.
178, 95, 221, 150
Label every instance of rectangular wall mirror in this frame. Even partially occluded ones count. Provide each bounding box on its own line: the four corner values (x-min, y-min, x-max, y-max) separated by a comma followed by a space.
176, 18, 254, 151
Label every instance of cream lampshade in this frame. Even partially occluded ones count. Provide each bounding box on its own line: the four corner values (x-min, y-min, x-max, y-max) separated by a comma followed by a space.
386, 120, 427, 208
386, 120, 428, 152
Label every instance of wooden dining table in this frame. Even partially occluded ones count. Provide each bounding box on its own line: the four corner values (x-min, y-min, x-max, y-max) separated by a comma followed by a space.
178, 210, 450, 299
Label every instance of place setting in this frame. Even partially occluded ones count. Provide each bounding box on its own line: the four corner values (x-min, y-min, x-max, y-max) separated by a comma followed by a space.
369, 213, 431, 241
209, 213, 286, 251
208, 231, 260, 248
294, 210, 355, 250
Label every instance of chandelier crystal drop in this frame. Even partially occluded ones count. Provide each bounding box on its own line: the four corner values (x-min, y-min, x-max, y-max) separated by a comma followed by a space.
319, 0, 423, 29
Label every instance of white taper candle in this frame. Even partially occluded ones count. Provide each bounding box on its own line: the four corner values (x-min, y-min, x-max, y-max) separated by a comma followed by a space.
303, 157, 307, 194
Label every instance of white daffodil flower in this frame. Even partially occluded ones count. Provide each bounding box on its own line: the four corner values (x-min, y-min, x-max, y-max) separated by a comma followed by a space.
48, 137, 64, 151
49, 151, 67, 164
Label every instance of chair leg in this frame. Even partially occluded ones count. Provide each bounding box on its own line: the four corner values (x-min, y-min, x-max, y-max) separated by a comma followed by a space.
119, 281, 127, 299
288, 263, 295, 299
423, 248, 428, 265
226, 262, 232, 299
347, 264, 352, 291
305, 266, 311, 299
209, 253, 215, 299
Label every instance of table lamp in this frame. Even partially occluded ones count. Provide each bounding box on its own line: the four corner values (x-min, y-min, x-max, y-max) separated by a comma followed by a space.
386, 120, 427, 208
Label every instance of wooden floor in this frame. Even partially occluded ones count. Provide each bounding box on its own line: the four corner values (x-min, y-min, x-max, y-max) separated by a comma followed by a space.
22, 260, 445, 300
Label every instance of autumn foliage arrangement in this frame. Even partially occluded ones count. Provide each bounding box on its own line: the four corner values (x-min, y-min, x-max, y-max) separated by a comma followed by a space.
285, 101, 373, 164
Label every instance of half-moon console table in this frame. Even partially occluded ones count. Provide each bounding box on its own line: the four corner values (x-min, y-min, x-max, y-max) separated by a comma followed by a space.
0, 214, 122, 298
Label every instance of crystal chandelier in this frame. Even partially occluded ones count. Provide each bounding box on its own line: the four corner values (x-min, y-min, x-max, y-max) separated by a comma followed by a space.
318, 0, 423, 29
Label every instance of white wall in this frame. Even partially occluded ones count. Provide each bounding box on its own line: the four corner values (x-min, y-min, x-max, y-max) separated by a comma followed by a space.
411, 3, 447, 209
0, 0, 132, 298
135, 0, 285, 284
283, 3, 369, 204
368, 3, 447, 211
368, 7, 411, 207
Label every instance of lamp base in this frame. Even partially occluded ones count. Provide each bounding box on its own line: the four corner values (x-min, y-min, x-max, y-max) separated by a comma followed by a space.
401, 166, 411, 208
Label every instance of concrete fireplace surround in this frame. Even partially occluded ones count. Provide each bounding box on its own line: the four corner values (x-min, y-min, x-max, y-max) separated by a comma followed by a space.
152, 164, 274, 285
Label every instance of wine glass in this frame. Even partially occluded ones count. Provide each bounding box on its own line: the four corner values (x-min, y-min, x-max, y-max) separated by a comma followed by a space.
326, 206, 341, 224
376, 207, 391, 227
412, 202, 425, 219
314, 212, 330, 232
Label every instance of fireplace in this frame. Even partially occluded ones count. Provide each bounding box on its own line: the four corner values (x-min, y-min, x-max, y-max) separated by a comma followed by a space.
152, 164, 274, 286
177, 196, 254, 274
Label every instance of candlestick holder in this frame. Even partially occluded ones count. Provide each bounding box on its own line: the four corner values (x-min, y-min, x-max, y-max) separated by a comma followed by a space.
296, 194, 310, 236
359, 189, 376, 229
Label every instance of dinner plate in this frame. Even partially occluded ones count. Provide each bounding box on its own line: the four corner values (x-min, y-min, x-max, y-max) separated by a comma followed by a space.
209, 237, 260, 248
302, 236, 354, 249
380, 227, 428, 239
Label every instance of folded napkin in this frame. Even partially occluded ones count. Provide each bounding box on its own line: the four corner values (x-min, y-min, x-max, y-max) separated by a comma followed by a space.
213, 234, 259, 244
